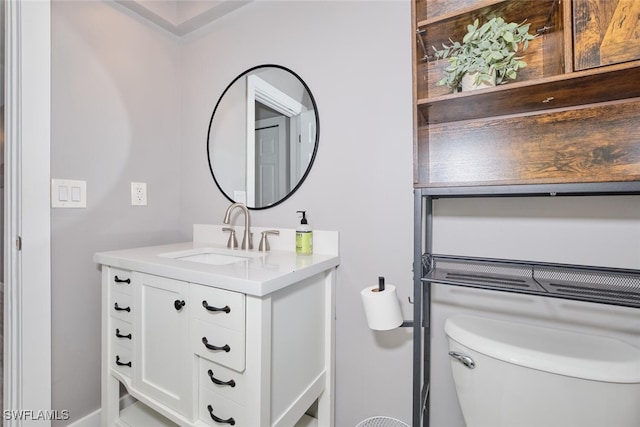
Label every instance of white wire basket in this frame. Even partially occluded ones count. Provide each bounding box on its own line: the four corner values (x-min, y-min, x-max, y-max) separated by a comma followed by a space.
356, 416, 410, 427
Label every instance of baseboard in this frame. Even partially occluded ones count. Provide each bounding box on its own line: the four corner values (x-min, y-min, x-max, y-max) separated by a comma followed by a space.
67, 407, 99, 427
68, 394, 136, 427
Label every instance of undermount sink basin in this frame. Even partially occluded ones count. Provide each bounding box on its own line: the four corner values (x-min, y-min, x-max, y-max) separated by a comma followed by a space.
160, 247, 262, 266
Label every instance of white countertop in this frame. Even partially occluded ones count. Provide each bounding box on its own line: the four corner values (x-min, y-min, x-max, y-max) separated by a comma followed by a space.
94, 241, 340, 297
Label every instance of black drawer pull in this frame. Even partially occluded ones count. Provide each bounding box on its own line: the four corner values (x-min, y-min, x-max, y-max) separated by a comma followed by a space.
202, 300, 231, 313
115, 329, 132, 340
207, 369, 236, 387
174, 299, 186, 311
202, 337, 230, 352
114, 303, 130, 312
207, 405, 235, 425
114, 275, 131, 284
115, 355, 131, 367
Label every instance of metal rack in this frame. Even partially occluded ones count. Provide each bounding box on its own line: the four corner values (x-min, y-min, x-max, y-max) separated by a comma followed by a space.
412, 182, 640, 427
424, 254, 640, 308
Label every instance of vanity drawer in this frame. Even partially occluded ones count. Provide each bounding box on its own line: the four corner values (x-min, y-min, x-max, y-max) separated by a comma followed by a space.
193, 319, 245, 372
110, 317, 133, 350
110, 290, 133, 322
112, 343, 133, 379
190, 284, 245, 332
199, 357, 245, 405
109, 267, 133, 295
199, 387, 245, 427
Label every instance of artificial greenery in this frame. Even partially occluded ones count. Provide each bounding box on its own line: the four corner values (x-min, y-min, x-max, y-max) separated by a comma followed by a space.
432, 17, 536, 91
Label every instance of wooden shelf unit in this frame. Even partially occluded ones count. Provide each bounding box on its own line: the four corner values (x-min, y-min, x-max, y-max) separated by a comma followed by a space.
413, 0, 640, 189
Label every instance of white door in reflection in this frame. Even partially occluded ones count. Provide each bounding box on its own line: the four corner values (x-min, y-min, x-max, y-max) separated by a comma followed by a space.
255, 116, 287, 207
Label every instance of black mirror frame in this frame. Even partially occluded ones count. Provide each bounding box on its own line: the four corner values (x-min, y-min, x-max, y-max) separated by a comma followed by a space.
206, 64, 320, 210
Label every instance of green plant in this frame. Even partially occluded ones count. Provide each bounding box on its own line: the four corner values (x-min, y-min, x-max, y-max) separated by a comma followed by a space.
432, 17, 536, 91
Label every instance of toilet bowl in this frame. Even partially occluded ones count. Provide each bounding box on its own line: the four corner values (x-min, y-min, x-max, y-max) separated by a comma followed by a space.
445, 315, 640, 427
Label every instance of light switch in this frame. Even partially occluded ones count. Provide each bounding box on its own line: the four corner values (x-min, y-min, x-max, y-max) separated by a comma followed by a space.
52, 179, 86, 208
71, 186, 82, 202
58, 186, 69, 202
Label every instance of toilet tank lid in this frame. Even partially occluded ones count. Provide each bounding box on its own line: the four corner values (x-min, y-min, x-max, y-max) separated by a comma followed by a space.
445, 315, 640, 383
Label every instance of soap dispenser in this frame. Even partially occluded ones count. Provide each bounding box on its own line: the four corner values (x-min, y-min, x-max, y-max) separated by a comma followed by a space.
296, 210, 313, 255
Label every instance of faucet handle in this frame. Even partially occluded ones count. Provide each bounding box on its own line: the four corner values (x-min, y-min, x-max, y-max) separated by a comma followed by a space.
222, 227, 238, 249
258, 230, 280, 252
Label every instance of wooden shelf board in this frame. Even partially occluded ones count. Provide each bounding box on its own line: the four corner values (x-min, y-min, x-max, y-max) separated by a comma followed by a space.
417, 60, 640, 124
417, 0, 557, 49
417, 0, 507, 27
413, 181, 640, 197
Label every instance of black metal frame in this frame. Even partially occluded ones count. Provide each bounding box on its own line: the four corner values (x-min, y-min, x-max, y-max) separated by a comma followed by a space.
412, 182, 640, 427
206, 64, 320, 210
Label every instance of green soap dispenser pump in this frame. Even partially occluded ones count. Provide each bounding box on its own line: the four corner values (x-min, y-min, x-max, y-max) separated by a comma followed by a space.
296, 211, 313, 255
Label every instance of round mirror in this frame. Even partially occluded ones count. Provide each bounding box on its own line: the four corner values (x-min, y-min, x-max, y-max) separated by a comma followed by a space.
207, 64, 319, 209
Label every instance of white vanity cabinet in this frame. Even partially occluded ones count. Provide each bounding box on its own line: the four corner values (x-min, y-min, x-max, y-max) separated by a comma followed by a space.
97, 229, 339, 427
135, 273, 192, 417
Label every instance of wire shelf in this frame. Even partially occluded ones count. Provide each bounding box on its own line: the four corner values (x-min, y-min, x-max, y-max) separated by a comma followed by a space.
422, 254, 640, 308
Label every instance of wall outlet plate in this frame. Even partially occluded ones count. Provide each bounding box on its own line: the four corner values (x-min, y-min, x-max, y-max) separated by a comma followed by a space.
131, 182, 147, 206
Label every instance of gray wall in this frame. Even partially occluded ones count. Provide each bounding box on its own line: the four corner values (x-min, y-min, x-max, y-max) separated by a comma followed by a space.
50, 1, 413, 425
49, 1, 640, 426
51, 1, 182, 424
178, 1, 415, 424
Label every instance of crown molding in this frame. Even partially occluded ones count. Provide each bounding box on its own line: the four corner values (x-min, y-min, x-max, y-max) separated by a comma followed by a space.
112, 0, 252, 36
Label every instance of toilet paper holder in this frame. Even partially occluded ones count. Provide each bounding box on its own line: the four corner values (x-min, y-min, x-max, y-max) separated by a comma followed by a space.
362, 277, 413, 329
379, 277, 413, 328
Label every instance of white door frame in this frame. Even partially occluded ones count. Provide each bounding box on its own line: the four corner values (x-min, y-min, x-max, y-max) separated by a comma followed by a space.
245, 75, 303, 206
4, 1, 52, 425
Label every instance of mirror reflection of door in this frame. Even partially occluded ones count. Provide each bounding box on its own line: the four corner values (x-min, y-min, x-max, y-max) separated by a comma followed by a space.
255, 115, 288, 207
246, 74, 303, 206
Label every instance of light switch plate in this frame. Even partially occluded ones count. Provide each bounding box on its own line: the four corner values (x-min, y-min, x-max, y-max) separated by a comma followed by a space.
52, 179, 87, 208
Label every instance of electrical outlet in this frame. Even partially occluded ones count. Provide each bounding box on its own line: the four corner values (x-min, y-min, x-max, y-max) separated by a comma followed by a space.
131, 182, 147, 206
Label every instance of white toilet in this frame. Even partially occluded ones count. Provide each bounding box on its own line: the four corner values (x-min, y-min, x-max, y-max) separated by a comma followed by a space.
445, 315, 640, 427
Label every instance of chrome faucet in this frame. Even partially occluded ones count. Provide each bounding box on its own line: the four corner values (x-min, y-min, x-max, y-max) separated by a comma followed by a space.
223, 202, 252, 250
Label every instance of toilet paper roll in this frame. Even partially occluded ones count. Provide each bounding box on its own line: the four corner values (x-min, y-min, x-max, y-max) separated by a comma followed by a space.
360, 284, 403, 331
